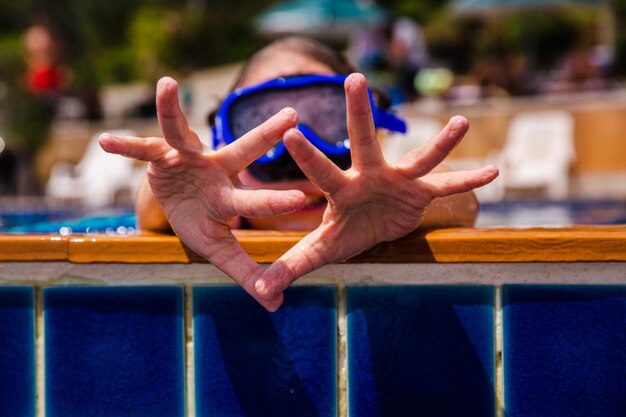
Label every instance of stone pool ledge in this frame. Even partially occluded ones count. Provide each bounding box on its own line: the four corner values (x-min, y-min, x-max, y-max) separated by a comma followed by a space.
1, 226, 626, 263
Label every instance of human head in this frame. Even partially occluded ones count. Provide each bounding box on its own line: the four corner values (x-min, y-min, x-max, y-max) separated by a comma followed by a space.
232, 36, 358, 88
211, 36, 387, 229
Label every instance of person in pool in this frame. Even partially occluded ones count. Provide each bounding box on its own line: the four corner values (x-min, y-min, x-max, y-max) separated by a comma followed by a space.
99, 36, 499, 311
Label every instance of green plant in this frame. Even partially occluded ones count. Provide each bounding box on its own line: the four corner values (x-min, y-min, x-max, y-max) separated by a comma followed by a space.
0, 34, 54, 152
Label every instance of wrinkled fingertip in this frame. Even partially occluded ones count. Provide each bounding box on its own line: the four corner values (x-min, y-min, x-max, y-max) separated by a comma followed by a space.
156, 77, 179, 104
484, 164, 500, 179
274, 189, 306, 213
472, 164, 500, 188
157, 76, 177, 89
448, 115, 469, 132
345, 73, 368, 93
98, 132, 111, 144
346, 72, 366, 83
283, 127, 301, 141
283, 128, 307, 148
263, 293, 284, 313
289, 189, 307, 208
98, 133, 116, 153
450, 114, 468, 125
279, 107, 298, 124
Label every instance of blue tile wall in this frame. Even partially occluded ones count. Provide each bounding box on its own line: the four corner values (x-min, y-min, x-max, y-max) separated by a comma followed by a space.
347, 286, 495, 417
503, 285, 626, 417
44, 287, 184, 417
194, 286, 336, 417
0, 287, 35, 417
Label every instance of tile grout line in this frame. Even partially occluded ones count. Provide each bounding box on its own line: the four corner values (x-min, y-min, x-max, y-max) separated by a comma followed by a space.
337, 283, 348, 417
494, 286, 504, 417
35, 286, 45, 417
184, 285, 196, 417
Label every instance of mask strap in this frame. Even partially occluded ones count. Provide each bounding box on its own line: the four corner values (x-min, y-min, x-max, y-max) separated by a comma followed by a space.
375, 109, 407, 134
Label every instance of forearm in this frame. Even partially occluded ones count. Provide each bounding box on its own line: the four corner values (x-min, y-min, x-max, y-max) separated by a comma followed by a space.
419, 163, 480, 228
420, 190, 479, 228
135, 176, 172, 233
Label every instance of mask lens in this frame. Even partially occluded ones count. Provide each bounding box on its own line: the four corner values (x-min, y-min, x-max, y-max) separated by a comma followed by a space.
229, 83, 348, 146
248, 149, 352, 182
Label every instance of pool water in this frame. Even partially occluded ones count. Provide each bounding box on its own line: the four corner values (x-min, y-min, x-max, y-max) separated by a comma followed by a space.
476, 200, 626, 227
1, 200, 625, 234
0, 205, 136, 235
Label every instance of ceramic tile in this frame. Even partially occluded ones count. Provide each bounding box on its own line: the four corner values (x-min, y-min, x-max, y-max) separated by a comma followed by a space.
193, 286, 336, 417
0, 287, 35, 417
503, 285, 626, 417
347, 286, 494, 417
44, 287, 184, 417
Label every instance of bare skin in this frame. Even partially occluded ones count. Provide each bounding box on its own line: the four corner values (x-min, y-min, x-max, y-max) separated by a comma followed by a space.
255, 74, 498, 300
100, 79, 304, 311
100, 73, 498, 311
133, 51, 481, 232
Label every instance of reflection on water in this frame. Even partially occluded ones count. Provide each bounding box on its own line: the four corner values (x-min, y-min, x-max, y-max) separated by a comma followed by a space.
0, 200, 135, 234
477, 200, 626, 227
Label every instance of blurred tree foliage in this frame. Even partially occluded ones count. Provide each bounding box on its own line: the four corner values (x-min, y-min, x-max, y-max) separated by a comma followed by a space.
383, 1, 601, 77
0, 0, 277, 154
0, 0, 620, 125
0, 0, 617, 194
36, 0, 279, 87
0, 0, 617, 92
0, 33, 54, 152
610, 0, 626, 76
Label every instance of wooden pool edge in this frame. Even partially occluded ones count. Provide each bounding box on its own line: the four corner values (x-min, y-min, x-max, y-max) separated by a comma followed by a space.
1, 225, 625, 263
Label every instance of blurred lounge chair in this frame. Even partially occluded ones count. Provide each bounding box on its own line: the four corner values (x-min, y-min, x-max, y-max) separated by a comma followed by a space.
497, 110, 575, 200
382, 115, 442, 163
46, 130, 144, 207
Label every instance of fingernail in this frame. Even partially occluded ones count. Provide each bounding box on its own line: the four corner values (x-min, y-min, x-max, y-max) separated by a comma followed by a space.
280, 107, 296, 120
255, 279, 270, 298
98, 133, 112, 144
452, 115, 467, 128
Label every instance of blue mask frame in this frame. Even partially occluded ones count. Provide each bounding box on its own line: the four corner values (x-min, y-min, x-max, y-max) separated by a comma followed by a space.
211, 74, 406, 164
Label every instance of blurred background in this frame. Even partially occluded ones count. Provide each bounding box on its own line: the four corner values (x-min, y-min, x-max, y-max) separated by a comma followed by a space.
1, 0, 626, 229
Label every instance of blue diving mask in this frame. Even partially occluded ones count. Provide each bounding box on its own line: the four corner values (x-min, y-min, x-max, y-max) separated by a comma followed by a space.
212, 74, 406, 181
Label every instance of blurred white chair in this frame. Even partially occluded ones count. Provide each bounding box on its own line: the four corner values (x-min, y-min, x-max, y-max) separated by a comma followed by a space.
190, 125, 213, 151
382, 115, 442, 163
497, 110, 575, 200
47, 130, 145, 207
447, 157, 505, 203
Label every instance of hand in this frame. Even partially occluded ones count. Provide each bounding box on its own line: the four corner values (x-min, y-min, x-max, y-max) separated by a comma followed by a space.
255, 73, 499, 301
99, 77, 306, 311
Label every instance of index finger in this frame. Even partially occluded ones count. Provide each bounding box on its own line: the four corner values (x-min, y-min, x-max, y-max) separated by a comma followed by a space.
345, 73, 385, 169
213, 107, 298, 176
156, 77, 204, 153
99, 133, 170, 162
187, 231, 284, 312
254, 228, 331, 300
395, 116, 469, 178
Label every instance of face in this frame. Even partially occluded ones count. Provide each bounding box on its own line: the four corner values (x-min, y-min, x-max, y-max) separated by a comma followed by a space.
237, 50, 337, 230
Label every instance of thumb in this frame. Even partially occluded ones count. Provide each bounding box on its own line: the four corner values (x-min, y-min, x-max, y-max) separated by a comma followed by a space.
255, 228, 329, 300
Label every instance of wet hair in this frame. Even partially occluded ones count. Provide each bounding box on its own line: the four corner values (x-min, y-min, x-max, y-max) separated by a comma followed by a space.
208, 36, 390, 126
